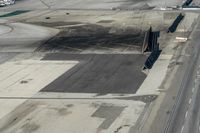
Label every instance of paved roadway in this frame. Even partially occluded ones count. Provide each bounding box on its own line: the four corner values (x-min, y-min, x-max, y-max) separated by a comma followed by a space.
166, 16, 200, 133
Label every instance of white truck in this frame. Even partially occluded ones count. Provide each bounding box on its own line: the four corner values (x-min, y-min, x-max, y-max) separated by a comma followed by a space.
0, 0, 15, 6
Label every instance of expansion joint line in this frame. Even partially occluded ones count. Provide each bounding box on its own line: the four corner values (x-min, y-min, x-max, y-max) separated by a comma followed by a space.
39, 0, 51, 9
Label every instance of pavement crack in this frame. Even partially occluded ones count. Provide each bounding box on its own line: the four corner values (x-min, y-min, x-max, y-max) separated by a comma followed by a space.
114, 125, 130, 133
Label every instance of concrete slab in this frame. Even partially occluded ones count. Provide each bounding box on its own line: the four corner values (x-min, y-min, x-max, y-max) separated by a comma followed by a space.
0, 98, 145, 133
0, 22, 59, 52
137, 55, 173, 95
0, 60, 78, 97
0, 59, 78, 119
0, 52, 18, 64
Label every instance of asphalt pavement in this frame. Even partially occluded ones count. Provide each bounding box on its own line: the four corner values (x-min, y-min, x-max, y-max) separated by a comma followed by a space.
166, 16, 200, 133
41, 53, 147, 94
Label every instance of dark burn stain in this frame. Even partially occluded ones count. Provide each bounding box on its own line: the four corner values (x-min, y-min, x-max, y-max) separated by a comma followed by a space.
97, 20, 114, 23
37, 24, 144, 52
57, 108, 72, 116
29, 21, 82, 27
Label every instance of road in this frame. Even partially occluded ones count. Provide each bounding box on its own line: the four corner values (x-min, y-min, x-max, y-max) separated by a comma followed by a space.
166, 16, 200, 133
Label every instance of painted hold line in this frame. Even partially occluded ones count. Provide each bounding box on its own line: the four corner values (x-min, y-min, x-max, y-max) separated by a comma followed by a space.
192, 88, 195, 93
189, 98, 192, 104
181, 126, 184, 133
197, 70, 200, 75
195, 79, 197, 83
185, 111, 188, 118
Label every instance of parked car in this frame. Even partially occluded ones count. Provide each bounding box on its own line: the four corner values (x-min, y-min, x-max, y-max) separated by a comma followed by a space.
0, 0, 15, 6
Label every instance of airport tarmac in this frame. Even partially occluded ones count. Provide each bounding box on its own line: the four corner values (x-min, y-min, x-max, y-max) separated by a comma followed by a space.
0, 2, 198, 132
41, 53, 147, 94
0, 0, 183, 11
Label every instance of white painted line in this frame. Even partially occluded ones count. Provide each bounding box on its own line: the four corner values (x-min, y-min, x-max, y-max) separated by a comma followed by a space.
199, 126, 200, 131
181, 126, 184, 133
192, 88, 195, 93
185, 111, 188, 118
175, 37, 188, 42
189, 98, 192, 104
197, 70, 200, 74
